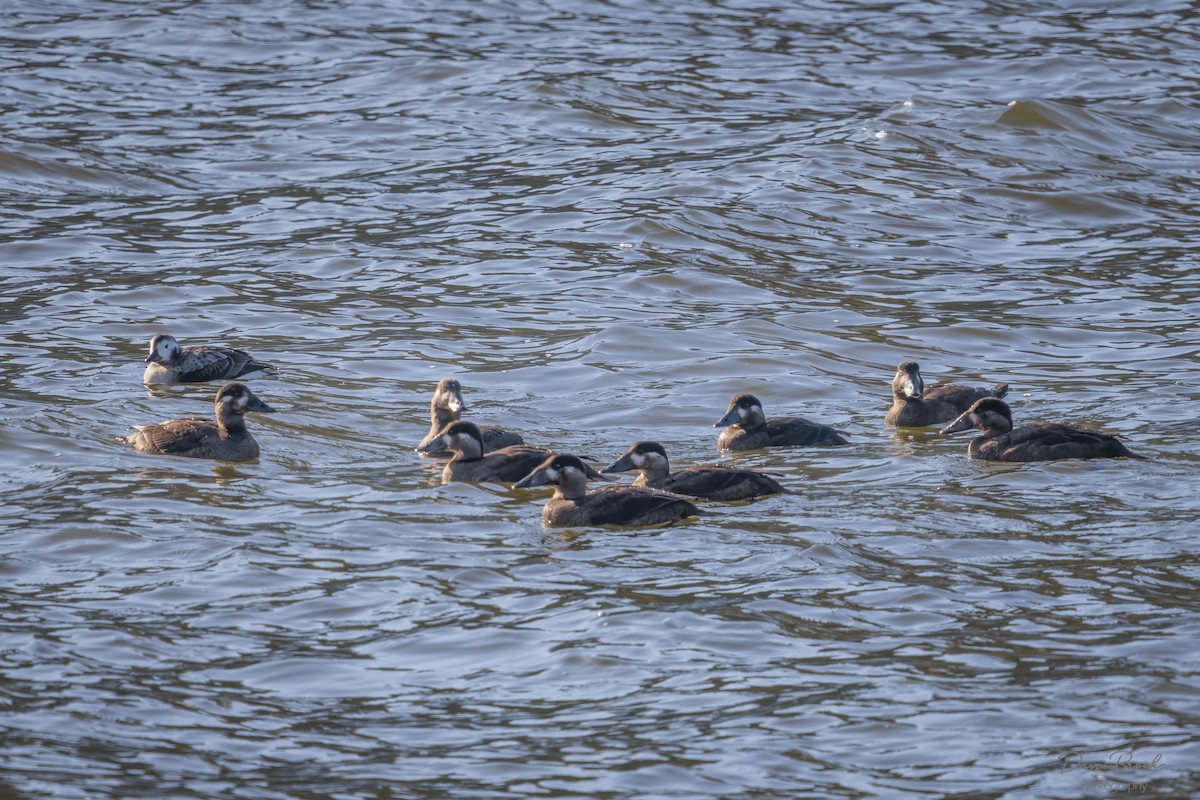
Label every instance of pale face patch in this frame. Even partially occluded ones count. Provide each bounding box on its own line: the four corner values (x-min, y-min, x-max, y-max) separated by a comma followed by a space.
220, 392, 249, 413
641, 451, 667, 470
155, 336, 181, 361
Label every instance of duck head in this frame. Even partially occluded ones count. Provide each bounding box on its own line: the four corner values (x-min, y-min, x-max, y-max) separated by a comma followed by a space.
893, 361, 924, 400
146, 333, 183, 364
940, 397, 1013, 436
602, 441, 670, 476
715, 393, 765, 428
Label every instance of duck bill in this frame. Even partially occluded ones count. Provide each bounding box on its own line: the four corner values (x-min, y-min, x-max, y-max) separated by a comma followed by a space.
514, 468, 550, 489
415, 436, 446, 454
446, 389, 467, 414
248, 398, 276, 414
583, 461, 617, 481
601, 453, 636, 475
144, 353, 159, 364
939, 413, 975, 435
903, 374, 923, 399
714, 408, 740, 428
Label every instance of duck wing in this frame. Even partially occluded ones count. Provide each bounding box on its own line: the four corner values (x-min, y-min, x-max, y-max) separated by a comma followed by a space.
663, 466, 785, 501
998, 422, 1137, 461
174, 346, 241, 382
480, 446, 552, 482
765, 416, 849, 446
585, 486, 702, 526
480, 425, 525, 451
925, 382, 1009, 411
126, 417, 219, 454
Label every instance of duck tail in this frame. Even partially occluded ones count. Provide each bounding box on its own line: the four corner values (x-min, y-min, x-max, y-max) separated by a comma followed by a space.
991, 382, 1010, 398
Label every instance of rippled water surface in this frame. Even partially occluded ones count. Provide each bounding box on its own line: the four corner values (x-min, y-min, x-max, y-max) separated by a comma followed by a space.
2, 1, 1199, 798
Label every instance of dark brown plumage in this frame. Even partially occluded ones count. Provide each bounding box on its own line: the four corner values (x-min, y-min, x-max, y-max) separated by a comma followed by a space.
715, 393, 848, 451
940, 398, 1145, 462
120, 382, 276, 461
143, 333, 273, 384
885, 361, 1009, 427
515, 454, 702, 528
416, 378, 524, 455
602, 441, 787, 501
417, 420, 550, 483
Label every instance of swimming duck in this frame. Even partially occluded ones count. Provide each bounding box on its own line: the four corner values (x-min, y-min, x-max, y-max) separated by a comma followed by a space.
715, 393, 849, 451
515, 453, 703, 528
416, 378, 524, 455
602, 441, 787, 501
417, 420, 553, 483
120, 382, 276, 461
885, 361, 1009, 427
939, 398, 1145, 462
143, 333, 273, 385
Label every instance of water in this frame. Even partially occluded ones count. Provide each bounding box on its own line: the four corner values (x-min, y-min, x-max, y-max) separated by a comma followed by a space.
2, 1, 1198, 798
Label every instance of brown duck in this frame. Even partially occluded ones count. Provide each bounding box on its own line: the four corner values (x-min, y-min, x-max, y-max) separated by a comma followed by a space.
602, 441, 787, 501
416, 378, 524, 455
417, 420, 551, 484
940, 398, 1145, 462
120, 382, 276, 461
885, 361, 1009, 427
715, 393, 848, 451
515, 454, 703, 528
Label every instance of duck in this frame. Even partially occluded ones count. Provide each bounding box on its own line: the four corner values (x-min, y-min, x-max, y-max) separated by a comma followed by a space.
515, 453, 703, 528
417, 420, 553, 483
120, 382, 276, 461
602, 440, 787, 501
715, 393, 849, 451
885, 361, 1009, 427
416, 378, 524, 455
939, 398, 1145, 462
143, 333, 273, 385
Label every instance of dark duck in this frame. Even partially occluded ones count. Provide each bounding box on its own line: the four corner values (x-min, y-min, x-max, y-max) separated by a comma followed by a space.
143, 333, 273, 384
515, 454, 703, 528
120, 382, 276, 461
885, 361, 1009, 427
416, 378, 524, 455
417, 420, 552, 484
940, 398, 1145, 462
602, 441, 787, 501
715, 393, 848, 451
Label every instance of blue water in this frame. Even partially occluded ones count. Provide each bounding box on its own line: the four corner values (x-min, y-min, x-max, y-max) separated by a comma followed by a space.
1, 1, 1197, 798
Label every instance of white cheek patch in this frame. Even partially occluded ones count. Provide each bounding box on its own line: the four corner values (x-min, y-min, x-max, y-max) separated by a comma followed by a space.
221, 394, 247, 412
631, 453, 646, 467
747, 404, 761, 418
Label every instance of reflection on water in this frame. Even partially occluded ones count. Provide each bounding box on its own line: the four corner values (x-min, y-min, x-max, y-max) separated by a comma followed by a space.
2, 0, 1199, 797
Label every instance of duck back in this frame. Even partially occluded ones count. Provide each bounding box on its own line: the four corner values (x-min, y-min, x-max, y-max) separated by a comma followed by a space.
653, 465, 786, 501
445, 445, 553, 483
543, 485, 701, 527
971, 421, 1143, 462
887, 382, 1009, 427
